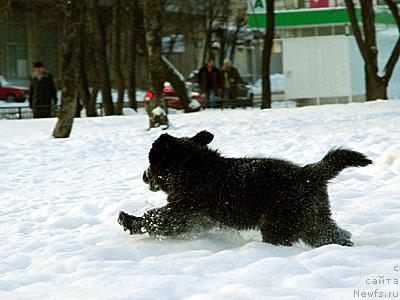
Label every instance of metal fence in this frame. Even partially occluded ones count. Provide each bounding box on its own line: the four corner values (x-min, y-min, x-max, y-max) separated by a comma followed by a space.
0, 106, 33, 120
0, 103, 142, 120
0, 96, 267, 120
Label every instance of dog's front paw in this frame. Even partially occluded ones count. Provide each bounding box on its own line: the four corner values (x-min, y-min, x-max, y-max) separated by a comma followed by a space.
337, 228, 353, 247
118, 211, 144, 235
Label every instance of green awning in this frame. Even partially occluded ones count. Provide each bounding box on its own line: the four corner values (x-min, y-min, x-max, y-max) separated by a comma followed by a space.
248, 7, 395, 29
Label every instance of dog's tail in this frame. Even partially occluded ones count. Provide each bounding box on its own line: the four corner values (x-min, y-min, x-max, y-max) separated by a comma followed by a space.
303, 148, 372, 182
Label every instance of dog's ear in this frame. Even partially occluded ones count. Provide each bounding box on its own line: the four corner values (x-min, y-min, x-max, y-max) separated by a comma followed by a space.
157, 133, 175, 151
149, 133, 176, 163
158, 133, 173, 142
191, 130, 214, 146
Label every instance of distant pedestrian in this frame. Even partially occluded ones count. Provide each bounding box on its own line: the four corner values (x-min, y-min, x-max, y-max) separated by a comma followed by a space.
199, 58, 220, 109
220, 58, 241, 108
29, 61, 58, 118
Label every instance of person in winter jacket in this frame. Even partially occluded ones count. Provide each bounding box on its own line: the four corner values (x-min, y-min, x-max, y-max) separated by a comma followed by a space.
220, 58, 241, 108
29, 61, 58, 118
199, 58, 220, 109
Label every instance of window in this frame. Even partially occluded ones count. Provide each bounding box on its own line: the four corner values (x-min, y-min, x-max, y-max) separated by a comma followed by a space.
5, 44, 28, 78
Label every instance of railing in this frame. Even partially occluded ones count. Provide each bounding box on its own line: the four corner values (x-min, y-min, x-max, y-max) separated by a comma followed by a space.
0, 103, 146, 120
0, 106, 33, 120
0, 95, 273, 120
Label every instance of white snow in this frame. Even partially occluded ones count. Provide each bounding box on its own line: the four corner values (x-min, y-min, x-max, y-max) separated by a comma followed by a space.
249, 74, 285, 96
189, 99, 201, 110
152, 106, 167, 116
1, 100, 400, 300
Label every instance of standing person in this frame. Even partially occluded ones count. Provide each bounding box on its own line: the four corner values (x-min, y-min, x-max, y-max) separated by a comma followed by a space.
29, 61, 58, 118
220, 58, 241, 109
199, 58, 220, 109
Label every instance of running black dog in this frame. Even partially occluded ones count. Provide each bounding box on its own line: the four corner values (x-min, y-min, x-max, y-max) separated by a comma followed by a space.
119, 131, 372, 247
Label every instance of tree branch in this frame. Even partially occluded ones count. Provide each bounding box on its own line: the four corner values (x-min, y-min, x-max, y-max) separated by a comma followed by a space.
383, 0, 400, 81
344, 0, 368, 61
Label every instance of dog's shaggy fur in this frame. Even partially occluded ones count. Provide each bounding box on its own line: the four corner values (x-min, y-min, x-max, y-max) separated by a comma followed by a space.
119, 131, 372, 247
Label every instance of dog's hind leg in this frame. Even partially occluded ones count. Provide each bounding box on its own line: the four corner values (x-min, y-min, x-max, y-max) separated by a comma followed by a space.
301, 218, 353, 247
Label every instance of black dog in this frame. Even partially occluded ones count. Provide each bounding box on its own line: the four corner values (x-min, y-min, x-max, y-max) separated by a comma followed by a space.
119, 131, 372, 247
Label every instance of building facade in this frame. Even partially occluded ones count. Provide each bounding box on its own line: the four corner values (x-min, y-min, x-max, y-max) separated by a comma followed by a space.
247, 0, 400, 103
0, 8, 60, 87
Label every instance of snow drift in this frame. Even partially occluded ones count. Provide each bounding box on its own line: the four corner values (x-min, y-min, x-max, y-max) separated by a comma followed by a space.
0, 100, 399, 300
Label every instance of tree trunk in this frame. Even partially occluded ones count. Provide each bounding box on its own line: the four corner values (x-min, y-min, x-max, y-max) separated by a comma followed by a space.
75, 98, 82, 118
345, 0, 400, 100
86, 29, 101, 116
203, 31, 211, 64
76, 7, 97, 117
141, 0, 165, 97
229, 25, 242, 65
365, 67, 388, 100
162, 55, 190, 112
53, 1, 80, 138
78, 41, 97, 117
88, 0, 114, 115
125, 0, 138, 111
383, 0, 400, 86
112, 0, 125, 115
218, 27, 227, 67
298, 0, 306, 8
202, 8, 214, 64
261, 0, 275, 109
141, 0, 169, 128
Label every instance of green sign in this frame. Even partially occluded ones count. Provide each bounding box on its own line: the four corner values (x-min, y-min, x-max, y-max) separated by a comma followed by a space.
247, 7, 395, 29
248, 0, 266, 14
254, 0, 264, 9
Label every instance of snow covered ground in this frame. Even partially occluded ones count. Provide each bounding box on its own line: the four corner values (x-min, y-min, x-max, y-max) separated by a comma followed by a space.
1, 100, 400, 300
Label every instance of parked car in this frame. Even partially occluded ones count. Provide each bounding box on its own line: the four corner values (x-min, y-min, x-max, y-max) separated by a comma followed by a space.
144, 81, 205, 111
0, 76, 29, 103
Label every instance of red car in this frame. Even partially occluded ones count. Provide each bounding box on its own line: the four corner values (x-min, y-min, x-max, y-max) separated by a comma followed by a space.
144, 82, 205, 111
0, 76, 29, 103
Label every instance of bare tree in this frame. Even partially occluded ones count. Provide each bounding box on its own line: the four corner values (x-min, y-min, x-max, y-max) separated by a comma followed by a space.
53, 0, 81, 138
112, 0, 125, 115
0, 0, 11, 24
77, 14, 97, 117
88, 0, 115, 115
216, 0, 232, 67
141, 0, 165, 98
125, 0, 139, 111
229, 9, 246, 65
162, 55, 191, 112
201, 0, 222, 64
141, 0, 190, 114
261, 0, 275, 109
199, 1, 246, 67
345, 0, 400, 100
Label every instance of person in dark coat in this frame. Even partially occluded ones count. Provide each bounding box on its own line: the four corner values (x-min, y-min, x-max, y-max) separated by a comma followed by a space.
199, 58, 220, 109
220, 58, 241, 108
29, 61, 58, 118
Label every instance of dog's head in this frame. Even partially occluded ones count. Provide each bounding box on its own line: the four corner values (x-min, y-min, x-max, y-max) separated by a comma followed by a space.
143, 130, 214, 192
